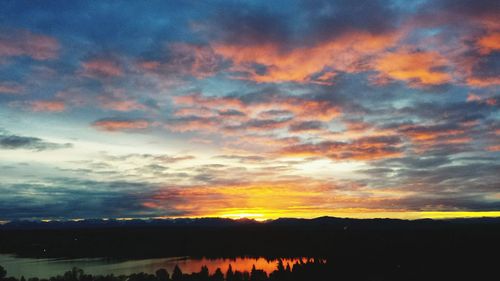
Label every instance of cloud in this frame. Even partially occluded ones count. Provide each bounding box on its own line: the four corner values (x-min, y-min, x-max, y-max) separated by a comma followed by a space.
0, 29, 59, 60
363, 155, 500, 197
372, 49, 452, 87
398, 123, 469, 143
215, 154, 267, 164
8, 100, 66, 112
224, 118, 292, 132
466, 76, 500, 88
52, 88, 149, 113
288, 121, 325, 133
467, 93, 497, 106
29, 100, 66, 112
166, 91, 341, 140
0, 131, 72, 151
408, 0, 500, 88
97, 88, 147, 112
195, 0, 408, 84
225, 135, 301, 151
212, 31, 400, 84
0, 81, 24, 95
137, 43, 222, 79
477, 32, 500, 55
486, 145, 500, 151
173, 92, 245, 111
173, 91, 340, 123
465, 52, 500, 87
92, 118, 151, 131
100, 99, 146, 111
279, 135, 404, 161
0, 179, 180, 220
105, 153, 195, 164
80, 58, 123, 78
165, 116, 220, 133
415, 0, 499, 30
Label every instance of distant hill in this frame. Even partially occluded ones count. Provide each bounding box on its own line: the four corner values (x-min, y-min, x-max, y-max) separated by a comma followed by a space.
2, 216, 500, 230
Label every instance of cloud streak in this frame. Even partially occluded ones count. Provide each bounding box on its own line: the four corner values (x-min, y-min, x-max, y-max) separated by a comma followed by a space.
0, 131, 72, 151
0, 29, 59, 60
92, 118, 151, 132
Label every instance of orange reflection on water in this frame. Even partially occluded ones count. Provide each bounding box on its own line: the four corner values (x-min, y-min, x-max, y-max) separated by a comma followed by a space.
171, 257, 315, 275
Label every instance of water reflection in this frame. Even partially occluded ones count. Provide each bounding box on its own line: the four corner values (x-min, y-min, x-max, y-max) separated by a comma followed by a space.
0, 254, 319, 278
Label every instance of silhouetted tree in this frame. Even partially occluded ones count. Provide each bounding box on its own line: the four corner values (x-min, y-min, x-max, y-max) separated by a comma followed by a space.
226, 265, 234, 281
155, 268, 169, 281
211, 268, 224, 281
277, 260, 285, 273
171, 265, 183, 281
197, 266, 209, 281
250, 265, 267, 281
129, 272, 156, 281
270, 260, 287, 281
233, 271, 243, 281
0, 266, 6, 280
63, 267, 84, 281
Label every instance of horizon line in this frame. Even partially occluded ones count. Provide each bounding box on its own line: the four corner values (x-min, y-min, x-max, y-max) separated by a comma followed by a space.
2, 211, 500, 225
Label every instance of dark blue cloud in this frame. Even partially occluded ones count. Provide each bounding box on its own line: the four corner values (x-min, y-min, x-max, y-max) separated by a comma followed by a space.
0, 178, 186, 220
0, 130, 72, 151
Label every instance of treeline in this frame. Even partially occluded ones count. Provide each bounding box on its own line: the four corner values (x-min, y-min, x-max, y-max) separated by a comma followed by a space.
0, 260, 328, 281
2, 217, 500, 260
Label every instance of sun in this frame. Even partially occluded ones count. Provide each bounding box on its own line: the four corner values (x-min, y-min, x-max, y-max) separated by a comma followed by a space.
220, 213, 267, 221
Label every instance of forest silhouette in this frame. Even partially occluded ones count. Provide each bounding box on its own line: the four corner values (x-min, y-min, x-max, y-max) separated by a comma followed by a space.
1, 217, 499, 280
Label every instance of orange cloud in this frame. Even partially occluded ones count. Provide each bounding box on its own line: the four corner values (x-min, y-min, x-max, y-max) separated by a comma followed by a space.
0, 82, 24, 94
81, 59, 123, 78
280, 98, 340, 121
466, 93, 498, 106
173, 93, 340, 123
100, 99, 146, 111
0, 30, 59, 60
165, 117, 219, 133
466, 93, 482, 102
167, 93, 341, 142
92, 118, 150, 131
486, 145, 500, 152
404, 129, 464, 142
344, 120, 372, 132
466, 76, 500, 87
477, 32, 500, 55
372, 49, 452, 86
138, 61, 160, 70
397, 123, 474, 152
29, 100, 66, 112
213, 31, 400, 83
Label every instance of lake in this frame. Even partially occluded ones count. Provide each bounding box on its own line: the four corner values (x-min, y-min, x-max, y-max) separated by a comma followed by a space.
0, 254, 312, 278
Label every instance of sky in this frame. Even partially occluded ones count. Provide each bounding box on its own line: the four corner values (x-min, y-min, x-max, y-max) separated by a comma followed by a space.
0, 0, 499, 221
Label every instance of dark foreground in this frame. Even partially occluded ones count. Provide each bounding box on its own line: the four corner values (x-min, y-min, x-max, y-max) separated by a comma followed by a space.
1, 217, 499, 280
